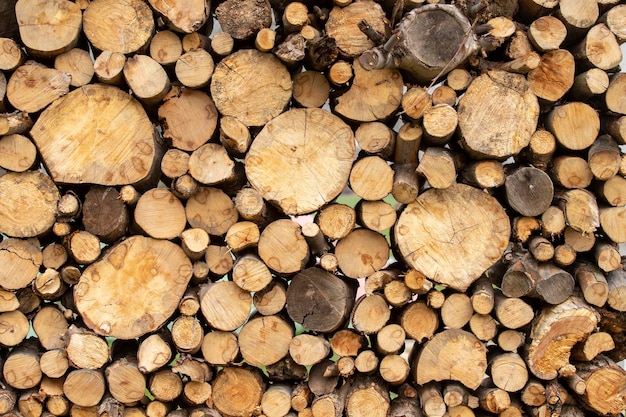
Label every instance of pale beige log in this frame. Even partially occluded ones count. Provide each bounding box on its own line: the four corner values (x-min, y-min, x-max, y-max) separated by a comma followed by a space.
571, 332, 615, 362
235, 187, 271, 225
528, 49, 575, 103
181, 32, 210, 52
0, 38, 23, 71
205, 245, 233, 277
161, 149, 189, 180
354, 350, 379, 374
93, 51, 126, 85
148, 370, 183, 403
32, 305, 68, 350
415, 329, 487, 390
457, 71, 539, 160
180, 228, 209, 261
446, 68, 472, 92
246, 108, 355, 215
588, 134, 621, 180
292, 70, 330, 109
134, 188, 187, 239
182, 381, 212, 406
383, 279, 411, 308
497, 329, 525, 352
75, 236, 192, 339
528, 16, 567, 52
416, 147, 456, 189
395, 184, 510, 291
65, 230, 101, 265
349, 156, 394, 200
0, 134, 37, 173
123, 54, 171, 106
422, 104, 458, 145
574, 24, 622, 71
301, 222, 330, 256
0, 310, 29, 347
545, 102, 600, 150
211, 49, 291, 127
529, 236, 555, 262
469, 313, 497, 342
159, 87, 218, 152
495, 296, 534, 329
211, 32, 234, 57
63, 369, 105, 407
0, 289, 19, 312
7, 61, 70, 112
32, 267, 65, 300
351, 293, 390, 334
83, 0, 154, 54
54, 48, 94, 87
594, 241, 621, 272
65, 326, 110, 369
527, 297, 599, 380
607, 269, 626, 311
3, 347, 42, 389
31, 84, 159, 187
460, 160, 505, 189
330, 329, 366, 358
440, 293, 473, 330
335, 228, 389, 279
150, 30, 182, 65
490, 352, 529, 392
199, 281, 251, 331
557, 0, 599, 39
40, 349, 69, 378
175, 48, 214, 89
202, 330, 239, 365
600, 206, 626, 243
334, 60, 403, 122
602, 4, 626, 42
478, 387, 510, 414
258, 219, 309, 275
106, 358, 146, 403
354, 122, 395, 159
401, 86, 432, 120
239, 315, 293, 366
392, 123, 422, 204
356, 200, 396, 232
232, 254, 272, 292
0, 237, 42, 289
171, 315, 203, 354
137, 333, 172, 374
188, 143, 237, 187
289, 334, 331, 366
569, 68, 610, 101
149, 0, 208, 33
379, 354, 410, 386
559, 188, 600, 235
186, 187, 238, 236
15, 0, 81, 57
326, 2, 387, 57
550, 156, 593, 189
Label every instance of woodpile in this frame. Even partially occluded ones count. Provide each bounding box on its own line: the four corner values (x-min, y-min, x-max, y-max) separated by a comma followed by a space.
1, 0, 626, 416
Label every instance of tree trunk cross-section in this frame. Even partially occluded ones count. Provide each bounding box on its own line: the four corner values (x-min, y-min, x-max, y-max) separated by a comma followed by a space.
246, 108, 355, 215
395, 183, 510, 291
74, 235, 193, 339
30, 84, 158, 187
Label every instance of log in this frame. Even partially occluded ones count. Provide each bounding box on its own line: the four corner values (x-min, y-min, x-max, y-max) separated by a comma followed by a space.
246, 108, 355, 215
30, 84, 160, 188
83, 0, 154, 54
349, 156, 394, 200
504, 166, 554, 217
211, 49, 291, 127
7, 61, 70, 113
215, 0, 272, 40
526, 296, 599, 380
395, 184, 510, 291
212, 367, 263, 417
54, 48, 95, 87
575, 355, 626, 416
148, 0, 209, 33
527, 49, 575, 103
326, 2, 387, 58
414, 329, 487, 390
74, 236, 192, 339
457, 71, 539, 160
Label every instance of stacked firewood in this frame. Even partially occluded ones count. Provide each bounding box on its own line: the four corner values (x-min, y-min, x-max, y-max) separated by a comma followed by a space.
0, 0, 625, 416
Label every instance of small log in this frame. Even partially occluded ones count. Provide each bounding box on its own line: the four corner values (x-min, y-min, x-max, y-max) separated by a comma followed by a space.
600, 206, 626, 243
557, 0, 599, 41
568, 68, 609, 101
65, 326, 110, 369
345, 376, 390, 417
32, 305, 68, 350
258, 219, 309, 275
415, 329, 487, 390
105, 357, 146, 404
546, 101, 600, 151
540, 206, 566, 239
351, 293, 391, 334
356, 200, 397, 232
422, 104, 457, 146
0, 237, 42, 290
597, 175, 626, 207
527, 296, 599, 380
135, 188, 186, 240
292, 71, 330, 109
528, 16, 567, 52
594, 240, 621, 272
215, 0, 272, 40
137, 333, 172, 374
416, 147, 456, 189
354, 122, 395, 159
440, 293, 473, 329
497, 329, 525, 352
255, 27, 276, 52
457, 71, 539, 160
0, 38, 23, 72
185, 187, 238, 236
0, 110, 32, 136
82, 186, 129, 243
201, 330, 239, 366
63, 369, 105, 407
391, 123, 422, 204
431, 85, 457, 107
349, 156, 394, 200
527, 49, 575, 103
574, 262, 609, 307
460, 160, 505, 189
335, 228, 389, 279
400, 301, 438, 343
175, 48, 215, 89
607, 268, 626, 311
494, 295, 535, 329
0, 310, 29, 347
123, 54, 171, 106
93, 50, 126, 86
289, 334, 330, 366
559, 188, 600, 235
401, 87, 432, 120
550, 155, 593, 189
239, 315, 292, 366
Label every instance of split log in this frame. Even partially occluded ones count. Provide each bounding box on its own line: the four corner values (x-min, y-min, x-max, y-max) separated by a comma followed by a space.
526, 297, 599, 380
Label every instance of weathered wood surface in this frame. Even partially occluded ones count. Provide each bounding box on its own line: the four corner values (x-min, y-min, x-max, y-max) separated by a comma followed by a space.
0, 0, 625, 416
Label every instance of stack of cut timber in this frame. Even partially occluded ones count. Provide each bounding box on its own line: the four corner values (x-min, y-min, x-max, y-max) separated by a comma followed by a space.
0, 0, 626, 416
